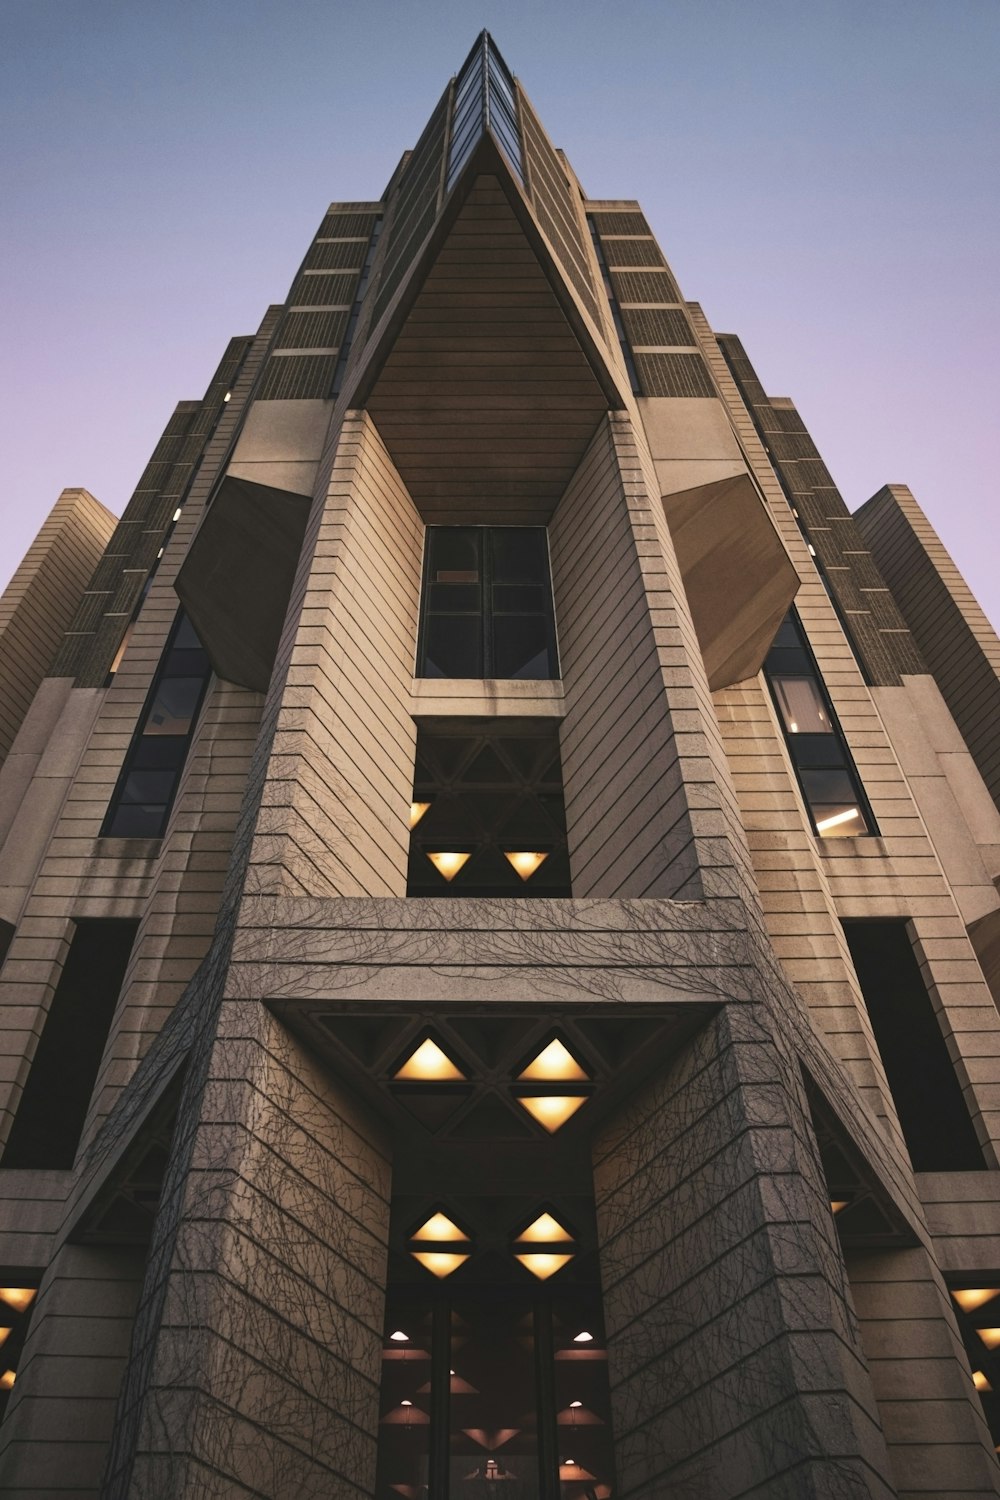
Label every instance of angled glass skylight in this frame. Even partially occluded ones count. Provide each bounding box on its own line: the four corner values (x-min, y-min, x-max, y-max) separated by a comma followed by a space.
447, 31, 524, 190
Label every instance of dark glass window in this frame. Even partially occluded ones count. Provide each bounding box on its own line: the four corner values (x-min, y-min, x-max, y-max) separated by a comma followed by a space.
447, 33, 524, 190
102, 610, 212, 838
843, 920, 985, 1172
418, 529, 558, 681
763, 612, 874, 838
408, 723, 570, 898
2, 919, 139, 1170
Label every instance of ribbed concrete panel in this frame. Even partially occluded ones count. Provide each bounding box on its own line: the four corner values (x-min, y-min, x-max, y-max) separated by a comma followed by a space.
0, 488, 115, 763
856, 485, 1000, 815
105, 1008, 391, 1500
246, 411, 422, 897
551, 413, 757, 902
595, 1008, 896, 1499
0, 1245, 145, 1498
846, 1246, 1000, 1498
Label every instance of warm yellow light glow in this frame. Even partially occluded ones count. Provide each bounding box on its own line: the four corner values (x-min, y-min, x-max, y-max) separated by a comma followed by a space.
394, 1038, 466, 1082
515, 1095, 588, 1132
0, 1329, 9, 1349
815, 807, 860, 833
411, 1251, 470, 1278
518, 1038, 589, 1082
0, 1289, 35, 1315
426, 850, 471, 881
409, 801, 431, 829
412, 1212, 468, 1243
558, 1461, 596, 1481
503, 850, 548, 881
517, 1212, 570, 1244
514, 1252, 573, 1281
978, 1328, 1000, 1349
0, 1370, 14, 1390
953, 1288, 1000, 1314
974, 1370, 993, 1392
830, 1200, 850, 1215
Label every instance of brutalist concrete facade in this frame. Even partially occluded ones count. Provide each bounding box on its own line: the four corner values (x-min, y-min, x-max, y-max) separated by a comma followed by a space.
2, 33, 1000, 1500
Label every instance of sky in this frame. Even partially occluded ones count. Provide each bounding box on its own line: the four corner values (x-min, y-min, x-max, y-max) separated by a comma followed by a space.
2, 0, 998, 626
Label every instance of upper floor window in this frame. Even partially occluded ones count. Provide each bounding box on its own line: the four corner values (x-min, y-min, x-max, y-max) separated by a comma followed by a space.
763, 612, 875, 839
417, 527, 558, 680
102, 611, 212, 838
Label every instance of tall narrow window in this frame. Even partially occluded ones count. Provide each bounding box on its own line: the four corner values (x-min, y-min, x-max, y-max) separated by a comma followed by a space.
763, 612, 875, 838
417, 528, 558, 680
2, 919, 139, 1170
843, 920, 985, 1171
102, 611, 212, 838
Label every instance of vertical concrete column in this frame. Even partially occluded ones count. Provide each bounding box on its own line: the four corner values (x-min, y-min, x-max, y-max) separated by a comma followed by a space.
594, 1005, 895, 1499
0, 1244, 146, 1498
104, 1001, 391, 1499
845, 1247, 1000, 1497
245, 411, 423, 899
550, 414, 754, 903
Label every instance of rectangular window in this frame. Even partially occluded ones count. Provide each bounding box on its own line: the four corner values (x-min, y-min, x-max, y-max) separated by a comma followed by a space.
843, 919, 984, 1171
763, 612, 874, 838
2, 920, 139, 1170
102, 611, 212, 838
417, 528, 558, 680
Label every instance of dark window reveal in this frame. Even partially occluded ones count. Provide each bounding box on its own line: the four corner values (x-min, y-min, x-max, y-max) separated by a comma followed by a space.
102, 611, 212, 838
418, 528, 558, 680
2, 919, 139, 1170
764, 612, 875, 838
408, 722, 570, 897
843, 919, 985, 1172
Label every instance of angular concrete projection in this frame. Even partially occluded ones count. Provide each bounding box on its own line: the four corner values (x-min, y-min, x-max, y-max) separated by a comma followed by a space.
175, 474, 311, 693
661, 472, 799, 690
358, 133, 624, 522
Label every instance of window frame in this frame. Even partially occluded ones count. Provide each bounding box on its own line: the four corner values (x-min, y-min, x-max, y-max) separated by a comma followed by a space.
416, 525, 560, 682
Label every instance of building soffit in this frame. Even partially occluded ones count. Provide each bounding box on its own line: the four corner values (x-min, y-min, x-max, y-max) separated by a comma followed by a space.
350, 132, 627, 523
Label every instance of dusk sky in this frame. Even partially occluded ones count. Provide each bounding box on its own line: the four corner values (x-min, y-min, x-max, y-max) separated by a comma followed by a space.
3, 1, 998, 626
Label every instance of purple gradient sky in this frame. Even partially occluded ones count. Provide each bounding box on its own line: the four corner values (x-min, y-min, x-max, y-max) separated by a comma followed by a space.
3, 1, 998, 625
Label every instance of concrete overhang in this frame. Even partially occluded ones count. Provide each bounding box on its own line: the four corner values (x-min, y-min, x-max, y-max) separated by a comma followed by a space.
661, 472, 800, 690
175, 475, 311, 694
349, 133, 626, 523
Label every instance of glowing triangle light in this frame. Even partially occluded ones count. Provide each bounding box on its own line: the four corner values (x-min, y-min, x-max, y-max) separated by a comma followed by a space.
394, 1037, 466, 1081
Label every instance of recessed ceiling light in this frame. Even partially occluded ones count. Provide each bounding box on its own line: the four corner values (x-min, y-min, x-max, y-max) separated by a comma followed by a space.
515, 1095, 588, 1133
978, 1327, 1000, 1349
573, 1331, 593, 1343
389, 1330, 409, 1342
830, 1200, 849, 1214
974, 1370, 992, 1391
409, 801, 431, 829
408, 1210, 473, 1278
953, 1288, 1000, 1314
503, 850, 548, 881
0, 1289, 35, 1315
518, 1038, 589, 1083
513, 1211, 575, 1281
0, 1371, 14, 1390
426, 850, 471, 881
394, 1037, 466, 1082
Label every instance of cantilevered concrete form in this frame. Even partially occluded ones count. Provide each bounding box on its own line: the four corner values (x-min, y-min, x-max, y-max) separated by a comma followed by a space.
1, 32, 1000, 1500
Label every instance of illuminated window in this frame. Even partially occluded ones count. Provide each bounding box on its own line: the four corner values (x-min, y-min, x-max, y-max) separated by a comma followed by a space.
417, 528, 558, 680
763, 612, 875, 839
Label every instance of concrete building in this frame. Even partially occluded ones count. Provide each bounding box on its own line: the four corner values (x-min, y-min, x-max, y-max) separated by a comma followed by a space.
1, 31, 1000, 1499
